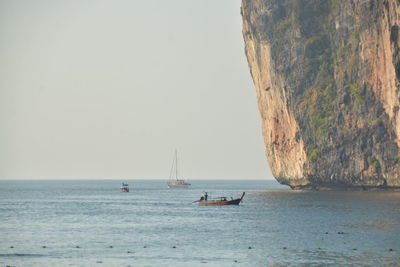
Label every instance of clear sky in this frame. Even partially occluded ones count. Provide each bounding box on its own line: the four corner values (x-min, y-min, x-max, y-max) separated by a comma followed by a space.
0, 0, 274, 180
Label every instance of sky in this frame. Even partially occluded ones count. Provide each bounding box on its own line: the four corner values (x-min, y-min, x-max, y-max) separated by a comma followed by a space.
0, 0, 274, 180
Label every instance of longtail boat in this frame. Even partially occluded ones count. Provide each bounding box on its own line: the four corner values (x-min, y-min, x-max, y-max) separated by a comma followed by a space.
197, 192, 245, 206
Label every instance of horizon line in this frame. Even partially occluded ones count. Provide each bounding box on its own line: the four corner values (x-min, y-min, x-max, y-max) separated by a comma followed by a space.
0, 177, 275, 181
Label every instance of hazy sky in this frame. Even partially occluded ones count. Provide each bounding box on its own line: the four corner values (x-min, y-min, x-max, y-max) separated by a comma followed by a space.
0, 0, 274, 180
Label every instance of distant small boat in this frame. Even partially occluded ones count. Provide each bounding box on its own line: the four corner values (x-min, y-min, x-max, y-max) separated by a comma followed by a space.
167, 150, 191, 188
120, 182, 129, 192
197, 192, 245, 206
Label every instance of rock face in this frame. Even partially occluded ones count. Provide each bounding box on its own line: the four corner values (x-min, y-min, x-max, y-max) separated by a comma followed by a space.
241, 0, 400, 189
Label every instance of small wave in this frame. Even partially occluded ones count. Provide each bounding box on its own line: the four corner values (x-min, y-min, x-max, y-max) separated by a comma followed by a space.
0, 253, 45, 257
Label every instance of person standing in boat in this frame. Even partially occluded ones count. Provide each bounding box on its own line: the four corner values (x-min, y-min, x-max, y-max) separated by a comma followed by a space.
205, 192, 208, 201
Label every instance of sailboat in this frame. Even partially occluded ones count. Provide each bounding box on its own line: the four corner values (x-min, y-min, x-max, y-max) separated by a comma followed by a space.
167, 150, 191, 188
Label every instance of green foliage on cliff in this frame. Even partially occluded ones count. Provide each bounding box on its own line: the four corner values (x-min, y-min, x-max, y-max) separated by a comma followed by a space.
313, 113, 330, 138
329, 0, 341, 11
271, 4, 297, 59
333, 45, 350, 64
367, 156, 381, 171
273, 14, 295, 37
303, 55, 324, 79
301, 32, 337, 141
309, 148, 319, 162
300, 45, 336, 140
348, 83, 364, 103
299, 82, 335, 141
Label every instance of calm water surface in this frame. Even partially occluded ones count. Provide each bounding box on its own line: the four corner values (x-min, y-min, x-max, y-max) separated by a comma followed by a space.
0, 179, 399, 266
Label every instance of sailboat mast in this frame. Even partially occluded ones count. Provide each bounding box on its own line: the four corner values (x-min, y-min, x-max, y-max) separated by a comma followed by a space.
175, 149, 178, 180
169, 150, 176, 180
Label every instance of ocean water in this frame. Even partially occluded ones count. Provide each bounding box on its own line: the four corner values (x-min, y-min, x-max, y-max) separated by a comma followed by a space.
0, 179, 399, 266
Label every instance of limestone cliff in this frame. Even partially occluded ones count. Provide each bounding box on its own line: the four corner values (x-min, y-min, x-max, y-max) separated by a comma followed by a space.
241, 0, 400, 189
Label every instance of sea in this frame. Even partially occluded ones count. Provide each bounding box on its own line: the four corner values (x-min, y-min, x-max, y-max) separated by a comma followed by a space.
0, 179, 399, 266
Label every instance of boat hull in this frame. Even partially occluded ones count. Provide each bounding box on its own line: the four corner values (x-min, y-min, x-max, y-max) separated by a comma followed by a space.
198, 198, 242, 206
197, 192, 245, 206
120, 188, 129, 192
167, 182, 190, 188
